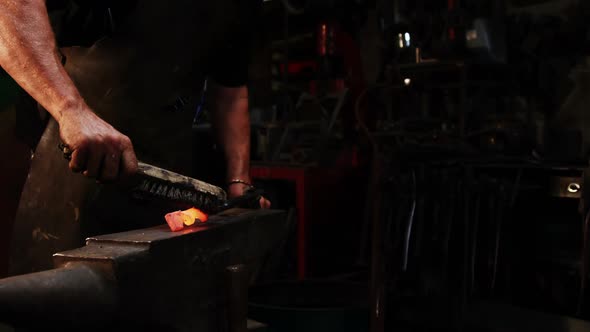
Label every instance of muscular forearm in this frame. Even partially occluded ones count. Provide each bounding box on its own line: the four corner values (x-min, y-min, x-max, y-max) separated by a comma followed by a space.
211, 83, 270, 208
210, 83, 251, 183
0, 0, 88, 120
0, 0, 137, 180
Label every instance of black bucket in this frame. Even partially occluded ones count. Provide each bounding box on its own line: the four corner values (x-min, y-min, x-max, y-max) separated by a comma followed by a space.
248, 281, 368, 332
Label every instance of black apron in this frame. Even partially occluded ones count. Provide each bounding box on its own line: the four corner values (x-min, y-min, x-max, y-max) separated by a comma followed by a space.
9, 0, 244, 275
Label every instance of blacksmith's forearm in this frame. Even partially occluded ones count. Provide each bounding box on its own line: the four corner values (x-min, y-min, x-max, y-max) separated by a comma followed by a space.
0, 0, 87, 121
211, 84, 251, 183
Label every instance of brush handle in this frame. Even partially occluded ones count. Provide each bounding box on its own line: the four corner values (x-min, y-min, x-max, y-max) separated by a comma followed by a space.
136, 162, 227, 199
218, 189, 264, 212
58, 142, 263, 213
131, 162, 228, 213
58, 142, 226, 205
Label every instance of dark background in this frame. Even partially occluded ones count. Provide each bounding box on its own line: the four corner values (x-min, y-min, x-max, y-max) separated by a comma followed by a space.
2, 0, 590, 330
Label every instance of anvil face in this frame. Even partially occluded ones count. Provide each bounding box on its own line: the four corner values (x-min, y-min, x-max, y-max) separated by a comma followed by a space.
0, 209, 287, 331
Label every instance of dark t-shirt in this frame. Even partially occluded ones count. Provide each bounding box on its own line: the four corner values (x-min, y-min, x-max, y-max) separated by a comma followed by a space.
44, 0, 260, 174
48, 0, 258, 87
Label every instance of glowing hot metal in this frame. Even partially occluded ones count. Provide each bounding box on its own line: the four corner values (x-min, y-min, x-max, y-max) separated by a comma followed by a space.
164, 207, 209, 231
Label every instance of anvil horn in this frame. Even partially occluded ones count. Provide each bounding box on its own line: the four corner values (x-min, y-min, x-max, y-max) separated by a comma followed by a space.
0, 263, 117, 328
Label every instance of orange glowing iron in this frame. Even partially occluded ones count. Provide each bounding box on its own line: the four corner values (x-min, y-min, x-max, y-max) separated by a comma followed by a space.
164, 207, 209, 231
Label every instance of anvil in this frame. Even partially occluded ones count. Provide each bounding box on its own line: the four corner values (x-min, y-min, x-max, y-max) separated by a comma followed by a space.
0, 208, 286, 331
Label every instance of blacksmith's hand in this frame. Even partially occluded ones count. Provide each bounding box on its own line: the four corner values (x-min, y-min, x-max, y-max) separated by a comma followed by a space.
58, 106, 138, 182
228, 182, 271, 209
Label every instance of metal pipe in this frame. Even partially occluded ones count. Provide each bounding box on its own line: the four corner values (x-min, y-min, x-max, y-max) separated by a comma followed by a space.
226, 264, 248, 332
369, 154, 385, 332
402, 171, 417, 271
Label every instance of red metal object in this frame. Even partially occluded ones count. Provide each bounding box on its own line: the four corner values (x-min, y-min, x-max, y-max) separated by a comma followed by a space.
319, 23, 328, 56
448, 0, 457, 41
251, 23, 369, 280
318, 22, 331, 56
449, 27, 456, 41
279, 61, 317, 75
251, 165, 366, 280
251, 166, 308, 279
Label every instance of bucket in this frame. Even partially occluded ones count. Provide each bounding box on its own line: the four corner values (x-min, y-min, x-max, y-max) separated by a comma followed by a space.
248, 281, 368, 332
